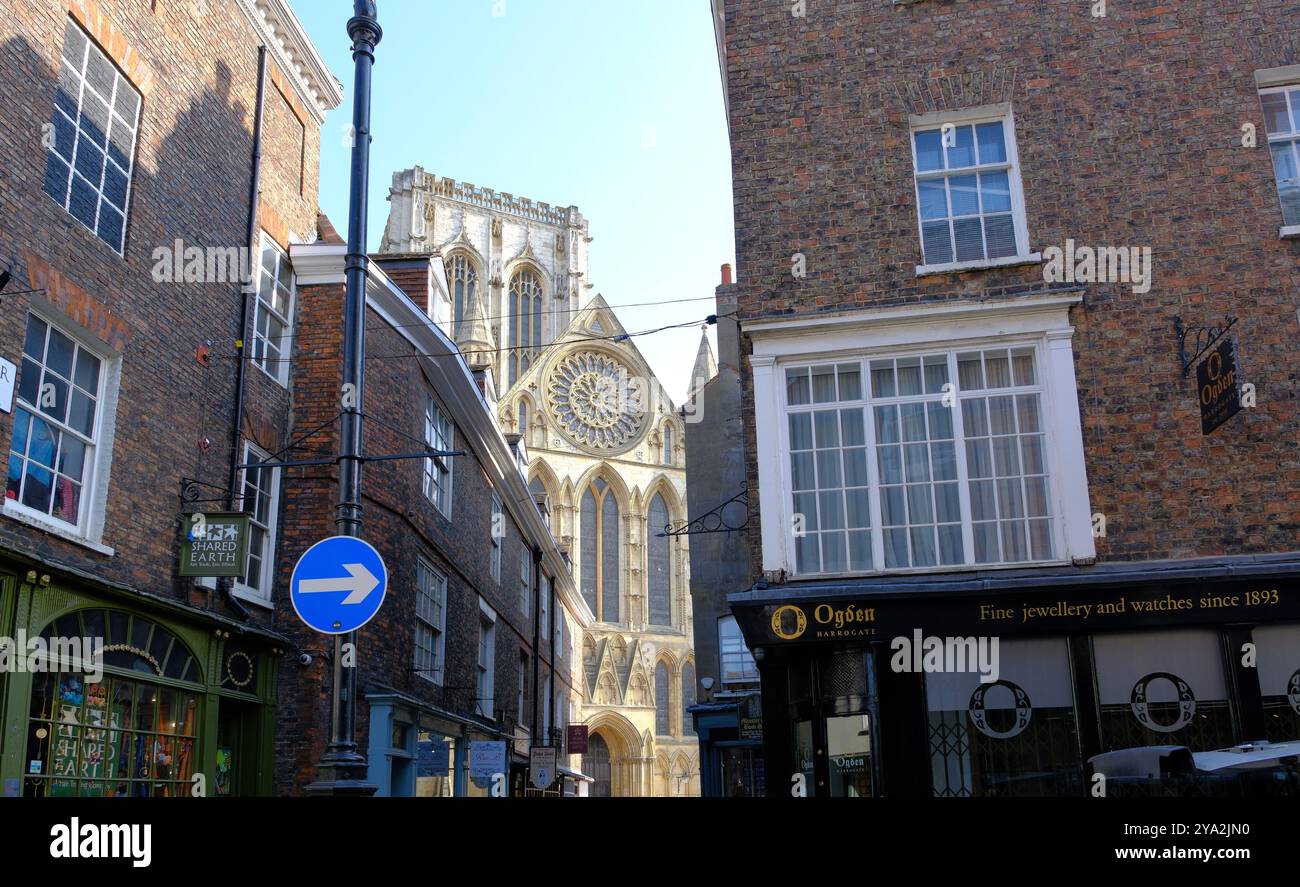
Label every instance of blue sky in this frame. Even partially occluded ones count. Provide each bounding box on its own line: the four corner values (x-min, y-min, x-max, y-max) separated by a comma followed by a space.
291, 0, 733, 403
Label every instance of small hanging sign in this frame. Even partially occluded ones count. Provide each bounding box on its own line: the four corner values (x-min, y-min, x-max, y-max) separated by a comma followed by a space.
1196, 338, 1243, 436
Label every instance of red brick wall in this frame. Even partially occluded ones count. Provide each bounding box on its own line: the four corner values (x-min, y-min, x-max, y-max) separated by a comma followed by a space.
0, 0, 323, 626
722, 0, 1300, 569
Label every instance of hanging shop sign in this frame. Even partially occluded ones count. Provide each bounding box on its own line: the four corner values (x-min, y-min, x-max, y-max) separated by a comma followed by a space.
566, 725, 589, 755
740, 718, 764, 741
530, 746, 557, 790
0, 355, 15, 414
1196, 338, 1242, 435
178, 512, 252, 578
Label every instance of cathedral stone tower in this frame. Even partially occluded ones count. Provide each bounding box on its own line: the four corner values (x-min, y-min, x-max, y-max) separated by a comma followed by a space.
382, 168, 698, 797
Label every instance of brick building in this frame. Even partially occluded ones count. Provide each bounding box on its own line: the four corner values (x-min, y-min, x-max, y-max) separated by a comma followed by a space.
714, 0, 1300, 796
276, 241, 592, 797
0, 0, 340, 796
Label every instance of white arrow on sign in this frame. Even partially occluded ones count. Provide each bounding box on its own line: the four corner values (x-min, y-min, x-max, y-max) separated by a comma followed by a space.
296, 564, 380, 605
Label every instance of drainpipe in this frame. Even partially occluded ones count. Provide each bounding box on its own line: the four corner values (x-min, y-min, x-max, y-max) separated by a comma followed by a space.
219, 45, 268, 622
530, 546, 542, 740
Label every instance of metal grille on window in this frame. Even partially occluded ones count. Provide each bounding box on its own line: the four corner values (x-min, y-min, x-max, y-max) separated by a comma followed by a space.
7, 315, 101, 528
817, 650, 868, 701
44, 17, 141, 253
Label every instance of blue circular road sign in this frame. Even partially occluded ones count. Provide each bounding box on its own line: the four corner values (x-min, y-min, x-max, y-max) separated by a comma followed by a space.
290, 536, 388, 635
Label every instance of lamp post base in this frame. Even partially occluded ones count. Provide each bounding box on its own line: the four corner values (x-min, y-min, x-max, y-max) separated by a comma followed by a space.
306, 755, 378, 797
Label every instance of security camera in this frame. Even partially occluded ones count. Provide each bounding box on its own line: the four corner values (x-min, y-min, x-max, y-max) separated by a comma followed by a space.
297, 652, 313, 666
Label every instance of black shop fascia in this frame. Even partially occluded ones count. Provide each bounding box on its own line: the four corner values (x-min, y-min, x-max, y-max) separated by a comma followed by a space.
726, 554, 1300, 798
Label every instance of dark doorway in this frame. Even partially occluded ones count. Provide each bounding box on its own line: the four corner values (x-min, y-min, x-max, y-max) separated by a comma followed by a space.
583, 732, 612, 797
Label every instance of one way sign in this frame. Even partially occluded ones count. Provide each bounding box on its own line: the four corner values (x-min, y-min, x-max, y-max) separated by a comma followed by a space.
290, 536, 388, 635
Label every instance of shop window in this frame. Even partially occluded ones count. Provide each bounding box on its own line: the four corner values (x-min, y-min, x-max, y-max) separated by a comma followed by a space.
25, 612, 202, 798
44, 17, 141, 254
1253, 623, 1300, 744
1094, 630, 1236, 756
925, 637, 1082, 797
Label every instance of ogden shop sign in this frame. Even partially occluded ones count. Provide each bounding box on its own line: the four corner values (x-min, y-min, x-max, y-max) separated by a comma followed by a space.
1196, 338, 1244, 435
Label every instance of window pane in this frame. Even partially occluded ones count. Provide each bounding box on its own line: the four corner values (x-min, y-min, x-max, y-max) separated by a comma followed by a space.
948, 174, 979, 216
946, 124, 975, 168
896, 359, 922, 397
919, 179, 948, 219
1262, 91, 1292, 135
953, 218, 984, 261
786, 368, 810, 405
979, 170, 1011, 212
914, 129, 943, 171
813, 411, 840, 448
957, 354, 983, 391
1271, 142, 1300, 225
984, 214, 1017, 258
811, 365, 836, 403
870, 362, 896, 398
975, 121, 1007, 164
841, 409, 865, 447
921, 221, 953, 265
837, 365, 862, 401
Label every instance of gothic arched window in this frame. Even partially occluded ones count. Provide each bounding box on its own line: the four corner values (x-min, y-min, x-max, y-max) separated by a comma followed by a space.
662, 424, 673, 465
579, 478, 620, 623
655, 661, 671, 736
446, 253, 478, 339
509, 268, 543, 388
518, 401, 529, 438
682, 662, 697, 736
647, 494, 671, 627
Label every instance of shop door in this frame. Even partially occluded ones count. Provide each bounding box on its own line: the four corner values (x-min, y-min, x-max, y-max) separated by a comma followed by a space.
215, 699, 261, 797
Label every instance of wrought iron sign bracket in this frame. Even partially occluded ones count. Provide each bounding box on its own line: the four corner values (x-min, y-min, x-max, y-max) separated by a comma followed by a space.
1175, 314, 1236, 378
180, 477, 232, 507
658, 488, 749, 537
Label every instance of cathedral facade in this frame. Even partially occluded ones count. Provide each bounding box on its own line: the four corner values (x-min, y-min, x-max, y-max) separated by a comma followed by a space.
383, 168, 699, 796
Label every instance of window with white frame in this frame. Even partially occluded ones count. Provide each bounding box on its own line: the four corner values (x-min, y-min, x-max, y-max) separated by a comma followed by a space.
1261, 85, 1300, 226
911, 111, 1029, 269
555, 614, 564, 661
44, 17, 141, 254
783, 346, 1055, 575
423, 393, 453, 514
520, 547, 532, 617
252, 235, 294, 385
6, 315, 107, 535
477, 601, 496, 718
719, 616, 760, 687
415, 559, 446, 684
490, 492, 503, 582
238, 442, 281, 603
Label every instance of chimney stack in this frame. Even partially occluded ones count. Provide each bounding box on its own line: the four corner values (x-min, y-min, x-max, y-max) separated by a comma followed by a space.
720, 263, 733, 286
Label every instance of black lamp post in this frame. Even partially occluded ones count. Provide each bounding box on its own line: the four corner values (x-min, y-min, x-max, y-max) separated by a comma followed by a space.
306, 0, 382, 798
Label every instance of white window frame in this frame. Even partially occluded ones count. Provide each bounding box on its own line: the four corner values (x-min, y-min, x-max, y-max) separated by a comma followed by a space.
909, 104, 1041, 276
415, 558, 446, 685
540, 571, 549, 636
234, 441, 280, 607
1257, 80, 1300, 236
423, 392, 454, 516
477, 598, 497, 719
252, 232, 295, 386
4, 312, 120, 553
748, 293, 1094, 578
44, 17, 141, 255
490, 492, 503, 583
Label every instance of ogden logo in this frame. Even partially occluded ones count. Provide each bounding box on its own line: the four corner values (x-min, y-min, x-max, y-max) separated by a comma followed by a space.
771, 604, 877, 641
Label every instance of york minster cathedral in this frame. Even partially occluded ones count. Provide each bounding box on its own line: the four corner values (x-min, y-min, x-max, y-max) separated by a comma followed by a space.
382, 168, 702, 796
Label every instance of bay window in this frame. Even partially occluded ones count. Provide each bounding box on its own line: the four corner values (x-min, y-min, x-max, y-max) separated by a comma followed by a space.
750, 293, 1093, 578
